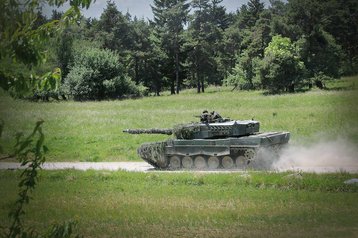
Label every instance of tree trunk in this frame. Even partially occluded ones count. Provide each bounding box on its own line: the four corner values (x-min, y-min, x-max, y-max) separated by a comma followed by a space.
175, 50, 180, 94
201, 78, 205, 93
135, 56, 139, 84
171, 77, 175, 94
197, 71, 201, 93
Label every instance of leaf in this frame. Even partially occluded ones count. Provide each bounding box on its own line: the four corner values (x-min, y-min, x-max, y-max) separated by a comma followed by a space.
15, 140, 32, 154
43, 145, 49, 153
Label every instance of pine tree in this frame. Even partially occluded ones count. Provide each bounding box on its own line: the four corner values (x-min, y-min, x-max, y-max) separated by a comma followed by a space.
151, 0, 190, 94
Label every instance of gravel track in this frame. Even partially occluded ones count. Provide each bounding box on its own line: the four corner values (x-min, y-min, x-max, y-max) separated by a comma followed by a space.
0, 162, 357, 173
0, 162, 153, 172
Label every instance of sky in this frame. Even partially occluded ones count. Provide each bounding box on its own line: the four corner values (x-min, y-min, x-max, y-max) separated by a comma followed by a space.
44, 0, 271, 20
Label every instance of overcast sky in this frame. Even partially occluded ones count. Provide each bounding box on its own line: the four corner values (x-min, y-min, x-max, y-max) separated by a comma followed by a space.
44, 0, 271, 20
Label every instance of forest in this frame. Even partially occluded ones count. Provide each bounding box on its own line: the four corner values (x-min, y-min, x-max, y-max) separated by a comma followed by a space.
0, 0, 357, 100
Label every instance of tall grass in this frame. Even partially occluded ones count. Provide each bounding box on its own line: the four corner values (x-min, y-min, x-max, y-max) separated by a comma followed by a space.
0, 76, 357, 161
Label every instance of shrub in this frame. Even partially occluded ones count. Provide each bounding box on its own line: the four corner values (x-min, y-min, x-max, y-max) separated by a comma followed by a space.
63, 47, 140, 100
224, 54, 261, 90
257, 35, 306, 93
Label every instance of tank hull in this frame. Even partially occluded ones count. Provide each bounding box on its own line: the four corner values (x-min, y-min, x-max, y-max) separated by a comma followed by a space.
137, 131, 290, 170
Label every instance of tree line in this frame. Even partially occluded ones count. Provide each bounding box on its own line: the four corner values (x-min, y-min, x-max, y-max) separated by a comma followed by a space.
1, 0, 357, 100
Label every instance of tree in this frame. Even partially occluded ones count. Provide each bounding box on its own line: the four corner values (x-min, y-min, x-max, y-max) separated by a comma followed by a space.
237, 0, 265, 30
286, 0, 343, 78
129, 18, 152, 86
151, 0, 190, 94
185, 0, 228, 93
318, 0, 358, 75
146, 28, 168, 96
258, 35, 306, 92
297, 29, 342, 78
56, 29, 74, 79
96, 1, 135, 52
269, 0, 294, 39
0, 0, 93, 98
219, 22, 242, 79
232, 2, 271, 89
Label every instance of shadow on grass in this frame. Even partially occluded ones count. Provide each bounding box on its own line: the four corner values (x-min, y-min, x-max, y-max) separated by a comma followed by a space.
323, 84, 356, 91
261, 88, 311, 96
260, 84, 356, 96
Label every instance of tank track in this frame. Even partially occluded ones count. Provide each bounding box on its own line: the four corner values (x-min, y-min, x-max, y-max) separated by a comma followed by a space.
138, 141, 284, 170
166, 145, 282, 170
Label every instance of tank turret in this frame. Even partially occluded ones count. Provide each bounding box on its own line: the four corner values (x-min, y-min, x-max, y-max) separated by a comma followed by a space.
123, 111, 290, 170
123, 120, 260, 140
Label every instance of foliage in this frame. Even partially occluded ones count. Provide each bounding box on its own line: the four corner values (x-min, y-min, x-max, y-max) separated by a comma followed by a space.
223, 60, 246, 89
258, 35, 306, 92
297, 30, 343, 78
0, 0, 94, 99
151, 0, 190, 94
184, 0, 229, 93
224, 52, 261, 90
173, 124, 200, 139
0, 65, 62, 99
5, 121, 47, 237
0, 121, 81, 237
1, 0, 357, 97
63, 47, 140, 100
0, 1, 93, 237
286, 0, 357, 76
310, 72, 334, 90
56, 29, 74, 79
96, 1, 134, 52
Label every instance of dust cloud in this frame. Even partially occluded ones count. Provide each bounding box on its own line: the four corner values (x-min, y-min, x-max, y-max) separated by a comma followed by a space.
272, 138, 358, 173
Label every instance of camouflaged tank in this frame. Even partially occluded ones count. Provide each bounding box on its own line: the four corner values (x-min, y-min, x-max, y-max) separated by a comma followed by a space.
123, 112, 290, 170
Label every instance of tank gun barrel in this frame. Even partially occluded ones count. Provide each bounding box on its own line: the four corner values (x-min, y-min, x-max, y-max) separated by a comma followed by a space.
123, 128, 173, 135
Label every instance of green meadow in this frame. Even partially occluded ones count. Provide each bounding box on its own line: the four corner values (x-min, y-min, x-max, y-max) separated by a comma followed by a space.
0, 77, 357, 237
1, 76, 357, 162
0, 170, 357, 237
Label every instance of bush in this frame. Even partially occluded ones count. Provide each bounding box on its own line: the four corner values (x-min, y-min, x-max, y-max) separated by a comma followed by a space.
63, 47, 140, 100
223, 64, 246, 89
224, 56, 261, 90
257, 35, 306, 93
310, 72, 334, 89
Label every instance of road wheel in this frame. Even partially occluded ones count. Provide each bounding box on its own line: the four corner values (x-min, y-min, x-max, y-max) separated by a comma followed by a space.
182, 156, 193, 169
222, 156, 234, 169
169, 156, 181, 169
208, 156, 219, 169
194, 156, 206, 169
235, 155, 247, 169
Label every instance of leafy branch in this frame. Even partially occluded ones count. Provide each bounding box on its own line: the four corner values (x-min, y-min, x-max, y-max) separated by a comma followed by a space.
0, 0, 95, 98
0, 121, 81, 238
7, 120, 47, 238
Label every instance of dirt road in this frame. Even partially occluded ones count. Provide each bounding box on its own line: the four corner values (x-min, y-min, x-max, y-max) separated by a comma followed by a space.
0, 162, 153, 172
0, 162, 357, 173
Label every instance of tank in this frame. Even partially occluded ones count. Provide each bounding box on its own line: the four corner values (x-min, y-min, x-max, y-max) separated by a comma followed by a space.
123, 111, 290, 170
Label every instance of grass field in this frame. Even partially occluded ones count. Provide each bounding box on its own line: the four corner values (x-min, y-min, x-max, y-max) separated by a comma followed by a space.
0, 77, 357, 237
0, 170, 357, 237
1, 76, 357, 162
